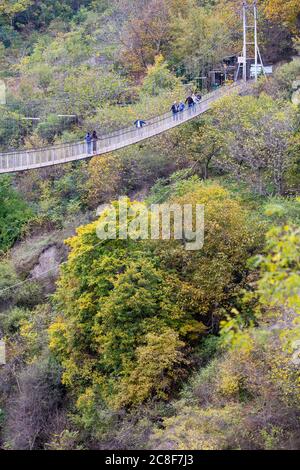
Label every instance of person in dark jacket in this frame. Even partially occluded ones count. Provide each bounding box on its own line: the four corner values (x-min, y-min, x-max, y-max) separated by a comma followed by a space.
92, 130, 98, 153
171, 101, 179, 121
185, 95, 195, 115
134, 119, 146, 129
85, 132, 92, 155
185, 96, 194, 108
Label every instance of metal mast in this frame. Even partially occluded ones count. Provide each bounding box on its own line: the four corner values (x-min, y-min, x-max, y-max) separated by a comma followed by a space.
254, 0, 258, 81
242, 1, 248, 81
241, 1, 265, 82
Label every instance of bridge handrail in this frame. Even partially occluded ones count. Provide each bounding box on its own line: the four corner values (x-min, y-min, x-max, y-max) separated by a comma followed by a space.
0, 82, 240, 158
0, 81, 245, 173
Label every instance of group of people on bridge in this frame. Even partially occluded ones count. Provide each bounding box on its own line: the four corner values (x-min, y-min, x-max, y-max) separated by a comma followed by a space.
84, 91, 202, 155
134, 92, 202, 131
171, 92, 202, 120
84, 130, 98, 155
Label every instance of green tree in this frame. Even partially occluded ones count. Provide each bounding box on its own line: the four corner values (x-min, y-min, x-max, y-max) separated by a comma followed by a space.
0, 175, 33, 253
169, 6, 234, 79
49, 211, 205, 413
141, 54, 181, 96
0, 1, 33, 24
0, 108, 28, 151
204, 94, 295, 195
49, 182, 258, 429
264, 0, 300, 33
257, 225, 300, 315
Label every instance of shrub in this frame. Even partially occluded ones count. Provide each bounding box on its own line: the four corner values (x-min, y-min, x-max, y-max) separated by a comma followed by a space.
5, 357, 64, 450
15, 281, 43, 309
273, 59, 300, 98
150, 327, 300, 450
0, 176, 33, 253
0, 261, 19, 305
0, 307, 30, 335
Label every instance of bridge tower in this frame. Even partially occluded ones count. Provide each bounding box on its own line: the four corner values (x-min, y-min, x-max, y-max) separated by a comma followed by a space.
240, 1, 265, 81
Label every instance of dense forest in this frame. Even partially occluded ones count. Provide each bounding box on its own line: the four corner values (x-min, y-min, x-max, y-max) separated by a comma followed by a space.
0, 0, 300, 451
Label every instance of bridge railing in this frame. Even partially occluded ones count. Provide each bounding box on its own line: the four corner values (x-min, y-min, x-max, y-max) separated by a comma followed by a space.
0, 82, 243, 174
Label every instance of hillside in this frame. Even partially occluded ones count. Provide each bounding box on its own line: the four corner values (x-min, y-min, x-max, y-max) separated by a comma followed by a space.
0, 0, 300, 452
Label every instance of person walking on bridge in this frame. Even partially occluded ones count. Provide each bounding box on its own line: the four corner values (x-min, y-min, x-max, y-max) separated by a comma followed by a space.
192, 93, 200, 113
92, 130, 98, 154
171, 101, 179, 121
134, 119, 146, 129
178, 101, 185, 120
185, 96, 194, 115
85, 132, 92, 155
185, 96, 194, 107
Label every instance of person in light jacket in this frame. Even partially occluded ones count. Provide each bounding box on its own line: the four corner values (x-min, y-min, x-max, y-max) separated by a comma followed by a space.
178, 101, 185, 120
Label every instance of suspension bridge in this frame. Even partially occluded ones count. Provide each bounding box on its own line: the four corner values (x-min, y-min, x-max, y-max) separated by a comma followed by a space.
0, 81, 246, 175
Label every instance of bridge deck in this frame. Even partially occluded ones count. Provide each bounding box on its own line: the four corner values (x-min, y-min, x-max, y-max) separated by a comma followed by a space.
0, 82, 245, 174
